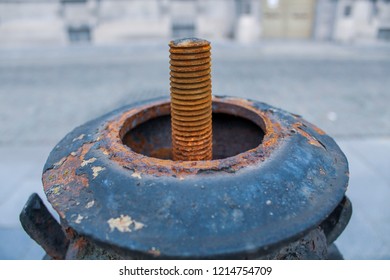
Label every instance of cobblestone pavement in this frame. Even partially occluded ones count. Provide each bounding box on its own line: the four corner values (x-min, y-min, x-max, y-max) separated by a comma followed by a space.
0, 41, 389, 259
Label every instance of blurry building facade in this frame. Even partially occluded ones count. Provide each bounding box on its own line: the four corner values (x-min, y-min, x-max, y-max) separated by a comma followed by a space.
0, 0, 390, 45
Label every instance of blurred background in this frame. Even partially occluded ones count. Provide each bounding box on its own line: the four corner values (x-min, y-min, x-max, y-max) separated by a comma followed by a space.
0, 0, 389, 259
1, 0, 390, 45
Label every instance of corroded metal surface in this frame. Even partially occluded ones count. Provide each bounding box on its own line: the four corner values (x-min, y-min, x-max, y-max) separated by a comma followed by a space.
40, 96, 349, 259
169, 38, 213, 161
263, 227, 328, 260
19, 193, 68, 259
321, 196, 352, 245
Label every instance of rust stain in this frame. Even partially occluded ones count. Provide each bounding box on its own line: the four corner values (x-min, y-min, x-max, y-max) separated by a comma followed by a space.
42, 143, 93, 218
292, 114, 326, 135
311, 125, 326, 135
303, 120, 326, 135
150, 147, 172, 160
66, 237, 88, 259
97, 98, 283, 177
292, 123, 324, 148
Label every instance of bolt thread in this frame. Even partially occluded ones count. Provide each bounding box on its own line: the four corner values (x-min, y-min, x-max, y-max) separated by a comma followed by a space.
169, 38, 213, 161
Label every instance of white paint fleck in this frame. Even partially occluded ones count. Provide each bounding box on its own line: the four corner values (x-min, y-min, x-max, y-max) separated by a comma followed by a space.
53, 157, 66, 168
81, 157, 97, 167
149, 247, 161, 257
133, 221, 145, 231
72, 134, 85, 142
75, 214, 84, 224
70, 152, 77, 156
131, 172, 142, 179
92, 166, 105, 178
86, 200, 95, 209
266, 200, 272, 205
269, 212, 274, 216
107, 215, 145, 233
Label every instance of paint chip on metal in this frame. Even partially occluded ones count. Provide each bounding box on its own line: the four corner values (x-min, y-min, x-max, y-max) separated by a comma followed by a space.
72, 134, 85, 142
81, 158, 97, 167
86, 200, 95, 209
131, 172, 142, 179
148, 247, 161, 257
53, 157, 66, 168
107, 215, 145, 233
75, 214, 84, 224
92, 166, 105, 179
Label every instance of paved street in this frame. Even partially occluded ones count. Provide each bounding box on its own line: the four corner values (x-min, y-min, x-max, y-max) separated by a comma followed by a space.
0, 41, 389, 259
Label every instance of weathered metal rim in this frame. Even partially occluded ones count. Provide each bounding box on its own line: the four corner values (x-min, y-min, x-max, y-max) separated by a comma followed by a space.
100, 96, 278, 177
42, 96, 349, 259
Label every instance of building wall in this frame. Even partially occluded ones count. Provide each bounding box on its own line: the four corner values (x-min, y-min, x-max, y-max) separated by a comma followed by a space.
261, 0, 316, 39
197, 0, 236, 39
331, 0, 390, 42
376, 0, 390, 40
93, 0, 170, 43
0, 0, 66, 46
313, 0, 338, 40
333, 0, 378, 42
1, 0, 390, 46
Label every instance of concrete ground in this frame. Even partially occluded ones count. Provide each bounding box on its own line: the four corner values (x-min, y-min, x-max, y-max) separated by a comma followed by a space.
0, 40, 389, 259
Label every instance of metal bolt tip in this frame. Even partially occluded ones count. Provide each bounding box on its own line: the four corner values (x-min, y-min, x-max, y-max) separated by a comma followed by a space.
170, 38, 210, 48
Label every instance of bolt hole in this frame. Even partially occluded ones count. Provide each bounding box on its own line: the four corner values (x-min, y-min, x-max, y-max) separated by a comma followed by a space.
121, 102, 266, 161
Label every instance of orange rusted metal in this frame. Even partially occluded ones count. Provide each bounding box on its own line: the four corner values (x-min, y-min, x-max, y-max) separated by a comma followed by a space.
169, 38, 213, 161
98, 97, 278, 178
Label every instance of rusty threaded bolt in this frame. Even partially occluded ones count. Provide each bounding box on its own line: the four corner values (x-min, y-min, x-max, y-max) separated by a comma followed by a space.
169, 38, 213, 161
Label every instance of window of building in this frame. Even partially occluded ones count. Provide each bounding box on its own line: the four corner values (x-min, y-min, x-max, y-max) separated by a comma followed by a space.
68, 26, 91, 43
61, 0, 87, 3
344, 5, 352, 17
378, 28, 390, 41
236, 0, 252, 16
172, 22, 196, 38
